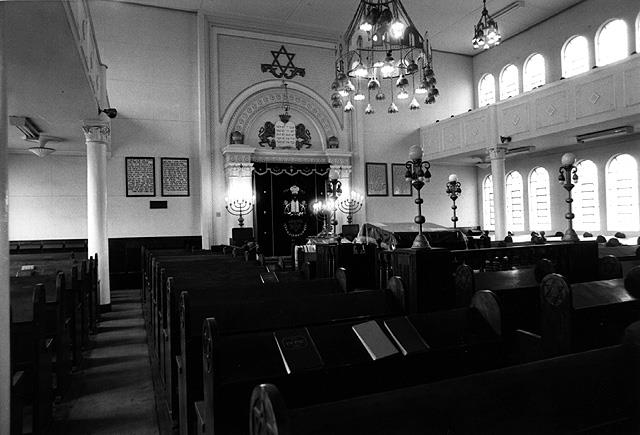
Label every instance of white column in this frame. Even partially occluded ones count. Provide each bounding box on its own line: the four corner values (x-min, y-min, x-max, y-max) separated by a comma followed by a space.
83, 122, 111, 306
197, 11, 213, 249
489, 145, 508, 240
0, 5, 10, 432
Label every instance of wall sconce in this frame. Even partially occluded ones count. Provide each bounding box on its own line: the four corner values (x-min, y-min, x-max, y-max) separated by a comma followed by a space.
446, 174, 462, 228
558, 152, 579, 242
405, 145, 432, 249
337, 191, 364, 224
225, 193, 255, 227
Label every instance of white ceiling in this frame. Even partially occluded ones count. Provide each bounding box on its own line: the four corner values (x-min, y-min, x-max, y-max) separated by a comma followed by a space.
112, 0, 585, 55
6, 1, 98, 153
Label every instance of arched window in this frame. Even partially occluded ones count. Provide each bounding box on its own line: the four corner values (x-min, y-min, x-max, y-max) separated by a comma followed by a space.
478, 74, 496, 106
499, 64, 519, 100
483, 175, 495, 230
606, 154, 639, 231
637, 12, 640, 53
574, 160, 600, 231
528, 167, 551, 231
506, 171, 524, 231
523, 53, 546, 92
562, 35, 589, 78
596, 19, 629, 66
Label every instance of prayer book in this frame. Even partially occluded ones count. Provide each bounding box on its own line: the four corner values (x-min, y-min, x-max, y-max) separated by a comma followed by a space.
273, 328, 323, 374
352, 320, 399, 360
383, 317, 430, 356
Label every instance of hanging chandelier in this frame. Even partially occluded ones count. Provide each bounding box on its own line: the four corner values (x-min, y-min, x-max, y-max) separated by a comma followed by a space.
472, 0, 501, 50
330, 0, 439, 115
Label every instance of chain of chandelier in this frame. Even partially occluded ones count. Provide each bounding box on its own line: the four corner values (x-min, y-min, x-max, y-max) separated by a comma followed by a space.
330, 0, 438, 114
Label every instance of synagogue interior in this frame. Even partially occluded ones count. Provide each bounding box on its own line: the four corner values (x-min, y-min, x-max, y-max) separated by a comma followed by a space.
2, 0, 640, 433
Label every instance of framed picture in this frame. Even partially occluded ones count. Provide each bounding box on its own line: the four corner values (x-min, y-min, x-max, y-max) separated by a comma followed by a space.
391, 163, 412, 196
365, 162, 388, 196
161, 157, 190, 197
125, 157, 155, 197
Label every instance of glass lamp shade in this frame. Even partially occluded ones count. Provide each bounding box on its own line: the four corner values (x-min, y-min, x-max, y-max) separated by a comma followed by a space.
28, 146, 56, 157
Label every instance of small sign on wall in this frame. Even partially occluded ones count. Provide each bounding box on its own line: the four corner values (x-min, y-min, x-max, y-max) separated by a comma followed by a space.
125, 157, 156, 197
161, 157, 190, 197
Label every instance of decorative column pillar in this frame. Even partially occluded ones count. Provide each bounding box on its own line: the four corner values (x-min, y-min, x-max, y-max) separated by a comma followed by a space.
83, 121, 111, 306
488, 145, 508, 240
222, 146, 255, 241
0, 5, 10, 432
328, 163, 352, 230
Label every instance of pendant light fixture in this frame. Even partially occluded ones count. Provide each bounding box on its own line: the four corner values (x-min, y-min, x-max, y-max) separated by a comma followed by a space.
472, 0, 501, 50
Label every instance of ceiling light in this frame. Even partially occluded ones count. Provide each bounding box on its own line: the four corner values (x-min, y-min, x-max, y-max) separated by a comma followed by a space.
472, 0, 502, 50
332, 0, 439, 115
576, 126, 633, 143
28, 135, 60, 157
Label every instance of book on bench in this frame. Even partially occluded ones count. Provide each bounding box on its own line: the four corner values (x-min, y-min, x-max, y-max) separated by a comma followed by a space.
273, 328, 324, 375
352, 320, 399, 360
383, 317, 430, 356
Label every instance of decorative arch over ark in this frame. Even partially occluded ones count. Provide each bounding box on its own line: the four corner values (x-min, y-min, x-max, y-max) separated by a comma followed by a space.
223, 80, 346, 153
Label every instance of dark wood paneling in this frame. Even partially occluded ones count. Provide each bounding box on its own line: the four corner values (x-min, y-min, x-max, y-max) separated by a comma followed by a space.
109, 236, 202, 289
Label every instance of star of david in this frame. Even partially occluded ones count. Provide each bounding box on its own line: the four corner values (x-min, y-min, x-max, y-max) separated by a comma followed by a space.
261, 45, 306, 79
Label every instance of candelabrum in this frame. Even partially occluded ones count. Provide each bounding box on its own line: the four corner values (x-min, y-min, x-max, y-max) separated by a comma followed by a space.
325, 169, 343, 237
446, 174, 462, 228
312, 200, 335, 239
225, 195, 255, 228
558, 152, 579, 242
337, 191, 364, 224
405, 144, 432, 249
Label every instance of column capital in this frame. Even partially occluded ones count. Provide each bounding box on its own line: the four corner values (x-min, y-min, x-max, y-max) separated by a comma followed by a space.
82, 121, 111, 144
487, 145, 508, 161
224, 162, 254, 178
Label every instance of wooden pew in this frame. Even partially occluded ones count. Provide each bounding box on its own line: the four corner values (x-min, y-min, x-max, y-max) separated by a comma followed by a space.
177, 283, 398, 434
515, 273, 640, 361
249, 326, 640, 435
11, 284, 54, 435
200, 290, 503, 435
164, 274, 347, 423
11, 272, 73, 398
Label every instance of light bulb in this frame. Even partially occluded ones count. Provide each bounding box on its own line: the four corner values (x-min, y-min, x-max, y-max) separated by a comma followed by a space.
354, 92, 365, 101
397, 89, 409, 99
344, 100, 354, 112
390, 21, 405, 39
360, 22, 372, 32
409, 97, 420, 110
388, 102, 399, 113
365, 103, 374, 114
338, 89, 349, 97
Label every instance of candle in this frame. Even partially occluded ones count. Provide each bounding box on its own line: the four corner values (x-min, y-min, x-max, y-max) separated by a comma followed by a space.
561, 152, 576, 166
408, 144, 423, 160
448, 173, 458, 182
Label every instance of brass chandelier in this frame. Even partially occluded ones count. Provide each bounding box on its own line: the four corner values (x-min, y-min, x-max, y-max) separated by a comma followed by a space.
330, 0, 439, 114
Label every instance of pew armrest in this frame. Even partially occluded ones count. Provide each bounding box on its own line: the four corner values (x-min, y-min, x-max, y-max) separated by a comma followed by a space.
514, 329, 543, 363
194, 400, 206, 434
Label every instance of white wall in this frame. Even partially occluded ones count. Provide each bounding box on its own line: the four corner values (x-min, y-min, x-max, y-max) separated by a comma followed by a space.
8, 154, 87, 240
361, 50, 478, 226
93, 1, 200, 238
472, 0, 640, 108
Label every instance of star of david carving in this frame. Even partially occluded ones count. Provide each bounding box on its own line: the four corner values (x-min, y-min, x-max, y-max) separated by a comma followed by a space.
261, 45, 306, 79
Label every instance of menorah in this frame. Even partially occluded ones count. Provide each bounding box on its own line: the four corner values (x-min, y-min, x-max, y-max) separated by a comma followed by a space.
337, 191, 364, 224
225, 195, 255, 227
312, 200, 336, 239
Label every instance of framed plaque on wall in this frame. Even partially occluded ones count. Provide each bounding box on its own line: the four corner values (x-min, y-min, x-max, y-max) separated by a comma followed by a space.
391, 163, 412, 196
125, 157, 156, 197
161, 157, 190, 197
365, 162, 388, 197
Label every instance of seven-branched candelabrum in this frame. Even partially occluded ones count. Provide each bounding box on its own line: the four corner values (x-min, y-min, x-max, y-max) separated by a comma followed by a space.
225, 196, 255, 228
405, 144, 432, 249
446, 174, 462, 228
337, 191, 364, 224
558, 152, 579, 242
